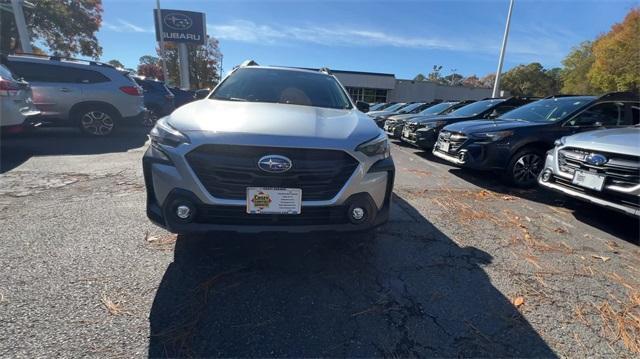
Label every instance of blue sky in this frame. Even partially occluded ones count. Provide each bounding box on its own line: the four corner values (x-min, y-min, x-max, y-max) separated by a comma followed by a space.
98, 0, 637, 79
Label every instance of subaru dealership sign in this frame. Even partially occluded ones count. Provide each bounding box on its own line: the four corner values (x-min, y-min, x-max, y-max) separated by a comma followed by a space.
154, 9, 206, 45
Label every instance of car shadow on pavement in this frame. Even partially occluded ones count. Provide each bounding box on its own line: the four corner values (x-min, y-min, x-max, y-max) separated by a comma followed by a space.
0, 127, 149, 173
148, 195, 556, 358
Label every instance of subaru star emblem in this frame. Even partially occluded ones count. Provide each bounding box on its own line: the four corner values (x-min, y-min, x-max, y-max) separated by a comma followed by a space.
258, 155, 293, 173
585, 153, 608, 166
163, 13, 193, 30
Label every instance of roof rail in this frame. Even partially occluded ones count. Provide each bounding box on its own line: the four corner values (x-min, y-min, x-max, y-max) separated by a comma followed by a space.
6, 52, 115, 68
319, 67, 332, 75
597, 91, 639, 101
239, 60, 259, 67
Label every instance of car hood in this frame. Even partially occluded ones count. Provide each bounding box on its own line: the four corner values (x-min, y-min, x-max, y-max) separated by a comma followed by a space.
564, 127, 640, 156
443, 119, 547, 133
165, 99, 381, 146
367, 110, 396, 117
409, 114, 465, 125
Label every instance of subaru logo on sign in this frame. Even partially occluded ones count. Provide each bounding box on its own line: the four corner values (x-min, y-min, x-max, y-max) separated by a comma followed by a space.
585, 153, 608, 166
164, 13, 193, 30
258, 155, 293, 173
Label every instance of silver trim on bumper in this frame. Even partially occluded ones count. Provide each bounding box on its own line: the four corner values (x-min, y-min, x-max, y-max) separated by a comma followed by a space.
538, 179, 640, 217
432, 149, 464, 164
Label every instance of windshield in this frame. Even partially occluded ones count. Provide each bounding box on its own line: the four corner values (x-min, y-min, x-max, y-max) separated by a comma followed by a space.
369, 103, 386, 111
0, 64, 15, 80
379, 102, 406, 112
212, 68, 353, 109
398, 103, 424, 114
449, 99, 504, 117
419, 102, 456, 116
499, 97, 594, 122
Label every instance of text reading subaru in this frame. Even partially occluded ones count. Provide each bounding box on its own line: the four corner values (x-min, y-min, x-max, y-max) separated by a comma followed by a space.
143, 63, 395, 233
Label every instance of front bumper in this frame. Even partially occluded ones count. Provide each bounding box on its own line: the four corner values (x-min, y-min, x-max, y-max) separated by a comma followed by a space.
538, 149, 640, 218
143, 145, 395, 233
432, 138, 510, 170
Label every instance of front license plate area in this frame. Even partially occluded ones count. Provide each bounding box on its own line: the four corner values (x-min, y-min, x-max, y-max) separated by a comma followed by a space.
438, 141, 450, 152
246, 187, 302, 214
572, 170, 605, 191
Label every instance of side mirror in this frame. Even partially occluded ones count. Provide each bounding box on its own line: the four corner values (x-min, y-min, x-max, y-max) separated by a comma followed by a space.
487, 109, 500, 119
195, 89, 210, 99
356, 101, 370, 112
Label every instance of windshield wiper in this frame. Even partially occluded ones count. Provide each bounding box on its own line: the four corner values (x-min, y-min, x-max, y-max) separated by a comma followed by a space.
213, 96, 248, 102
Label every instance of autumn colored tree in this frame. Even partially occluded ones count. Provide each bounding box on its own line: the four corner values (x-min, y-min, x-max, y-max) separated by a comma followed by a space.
480, 73, 496, 89
0, 0, 103, 58
561, 41, 596, 94
158, 36, 222, 89
588, 8, 640, 92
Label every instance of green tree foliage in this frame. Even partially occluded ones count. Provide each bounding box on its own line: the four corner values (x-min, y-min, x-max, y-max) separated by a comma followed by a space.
0, 0, 103, 58
159, 36, 222, 89
413, 73, 426, 81
588, 8, 640, 92
501, 63, 562, 97
427, 65, 443, 83
107, 59, 124, 68
561, 42, 596, 94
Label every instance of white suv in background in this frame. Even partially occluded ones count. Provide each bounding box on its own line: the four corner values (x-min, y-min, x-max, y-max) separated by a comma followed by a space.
3, 54, 146, 136
0, 63, 39, 133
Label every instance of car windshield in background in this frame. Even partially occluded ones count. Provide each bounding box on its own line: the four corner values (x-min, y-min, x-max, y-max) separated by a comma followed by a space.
398, 102, 423, 113
499, 97, 595, 122
449, 99, 504, 117
381, 103, 406, 112
419, 102, 455, 115
212, 68, 352, 110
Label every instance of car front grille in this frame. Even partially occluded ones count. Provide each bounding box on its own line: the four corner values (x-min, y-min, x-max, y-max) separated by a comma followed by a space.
185, 145, 359, 201
194, 205, 349, 226
558, 147, 640, 188
436, 130, 467, 153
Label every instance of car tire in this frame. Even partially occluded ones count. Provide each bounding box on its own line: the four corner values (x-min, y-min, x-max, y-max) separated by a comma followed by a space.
76, 106, 118, 136
505, 147, 544, 188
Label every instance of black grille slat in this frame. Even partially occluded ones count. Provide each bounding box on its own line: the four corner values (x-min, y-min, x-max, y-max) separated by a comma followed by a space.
186, 145, 359, 201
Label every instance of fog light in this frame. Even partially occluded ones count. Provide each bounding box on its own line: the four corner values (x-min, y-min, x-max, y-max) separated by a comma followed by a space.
541, 170, 552, 182
176, 205, 192, 219
352, 207, 365, 221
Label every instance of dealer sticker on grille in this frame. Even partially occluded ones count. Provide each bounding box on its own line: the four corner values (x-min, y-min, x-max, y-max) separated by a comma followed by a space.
246, 187, 302, 214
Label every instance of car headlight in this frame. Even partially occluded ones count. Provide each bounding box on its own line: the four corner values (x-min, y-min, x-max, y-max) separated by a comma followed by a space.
470, 130, 513, 142
356, 133, 390, 158
149, 117, 190, 147
554, 136, 566, 147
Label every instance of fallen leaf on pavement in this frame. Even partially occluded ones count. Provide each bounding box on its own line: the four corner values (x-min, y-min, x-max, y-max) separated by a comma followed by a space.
591, 255, 611, 262
554, 228, 567, 234
502, 196, 515, 201
513, 296, 525, 308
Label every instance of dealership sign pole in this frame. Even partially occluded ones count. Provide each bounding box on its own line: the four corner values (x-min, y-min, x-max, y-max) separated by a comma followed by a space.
155, 0, 169, 85
154, 8, 207, 89
492, 0, 515, 98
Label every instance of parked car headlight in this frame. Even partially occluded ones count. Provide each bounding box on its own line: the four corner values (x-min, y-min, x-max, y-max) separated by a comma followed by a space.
554, 136, 566, 147
149, 117, 190, 147
471, 130, 513, 142
357, 134, 390, 158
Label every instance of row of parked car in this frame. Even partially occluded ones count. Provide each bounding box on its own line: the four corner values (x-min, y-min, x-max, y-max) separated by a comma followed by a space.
368, 94, 640, 218
0, 53, 208, 136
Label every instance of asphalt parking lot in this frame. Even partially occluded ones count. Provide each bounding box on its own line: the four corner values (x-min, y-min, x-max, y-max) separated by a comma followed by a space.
1, 128, 639, 357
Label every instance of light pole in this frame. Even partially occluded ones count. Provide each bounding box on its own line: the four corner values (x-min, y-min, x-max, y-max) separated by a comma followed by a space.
10, 0, 32, 53
492, 0, 515, 98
